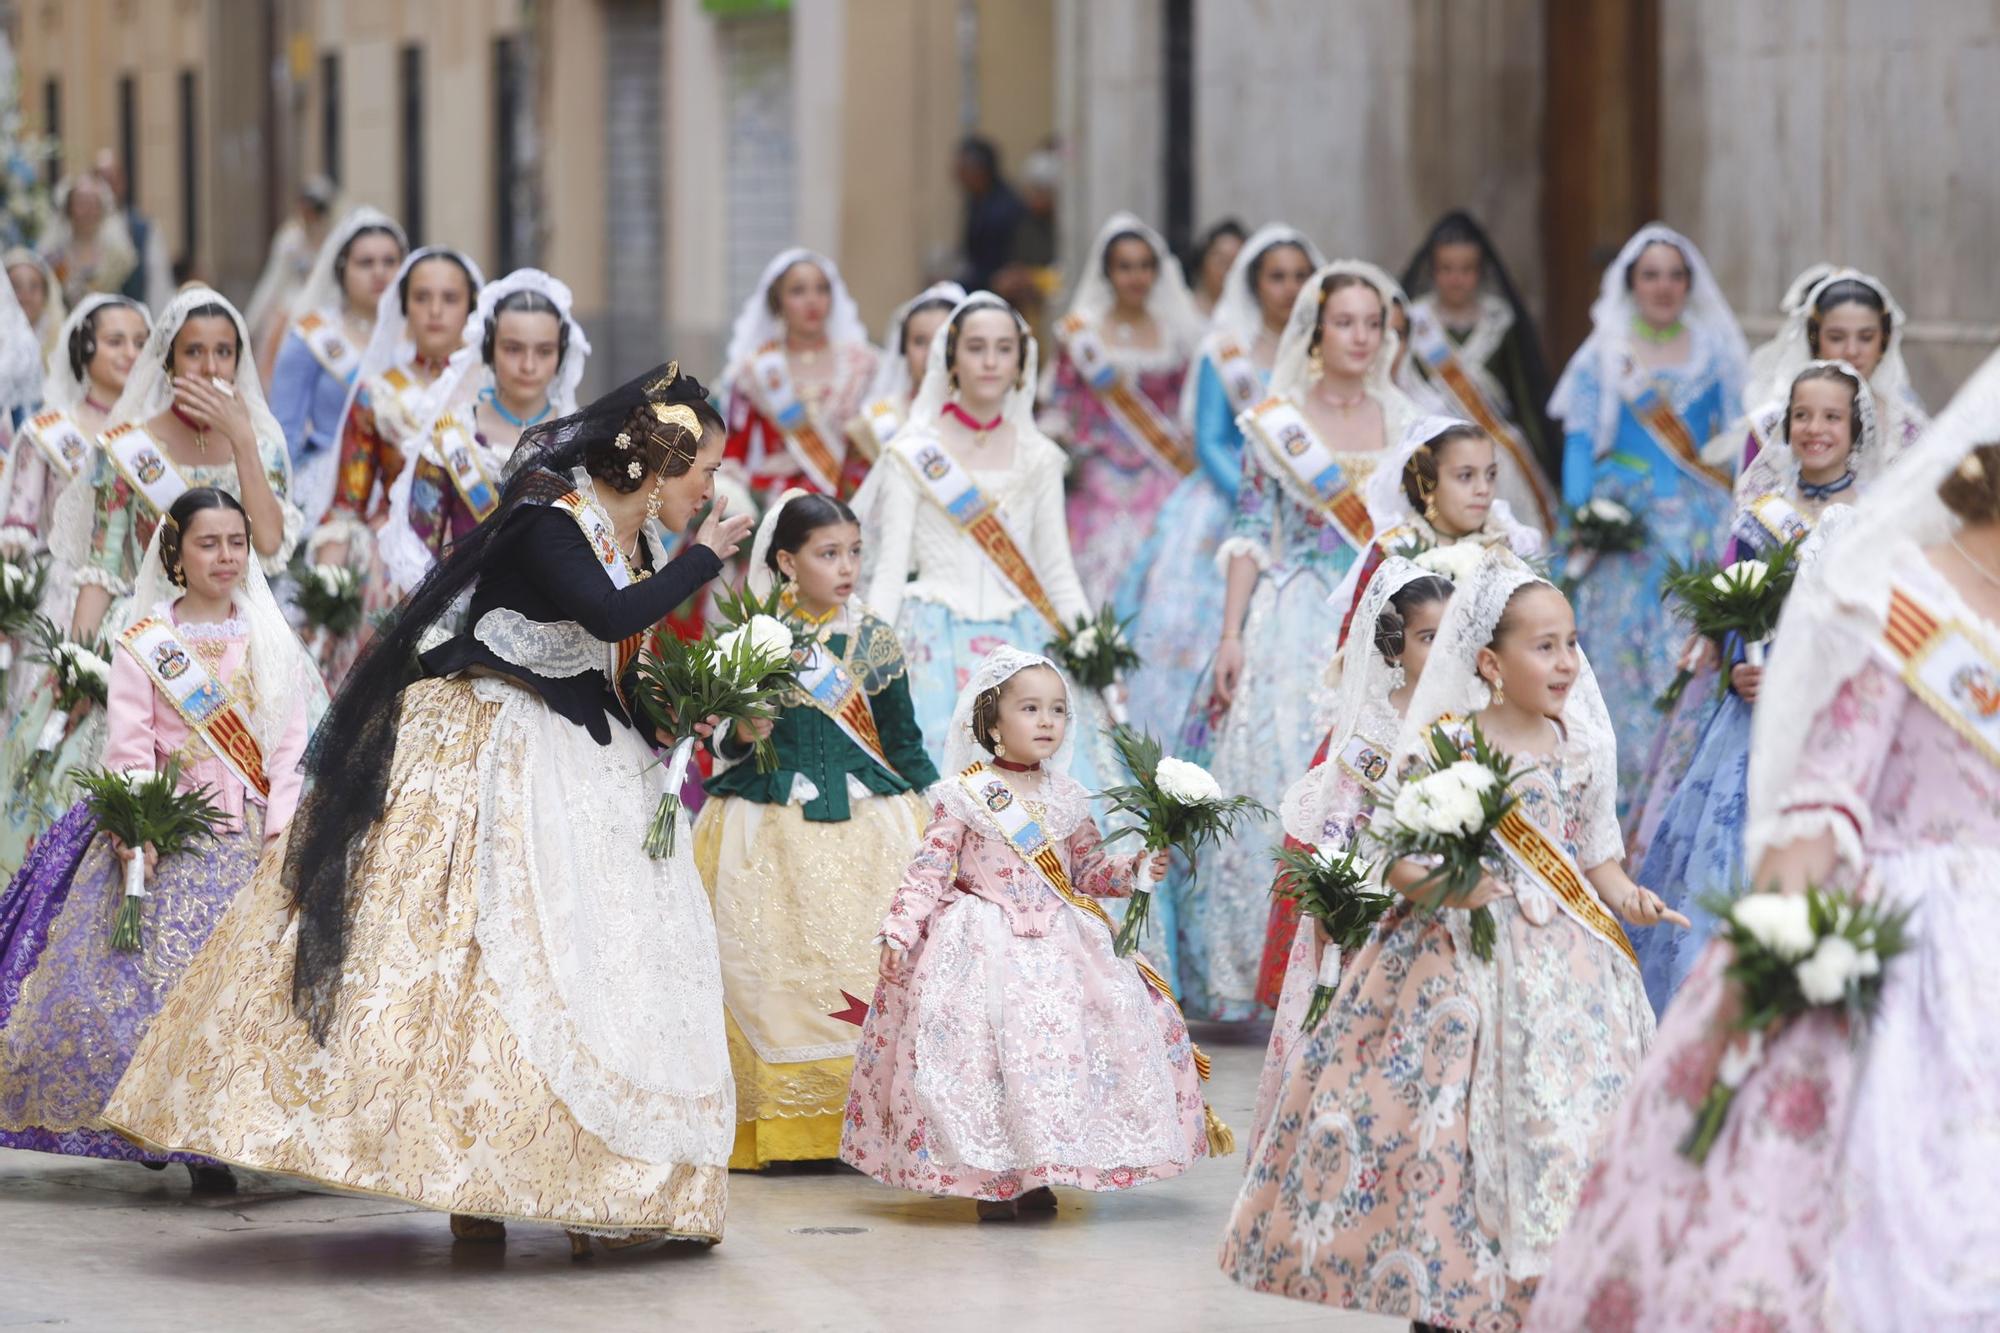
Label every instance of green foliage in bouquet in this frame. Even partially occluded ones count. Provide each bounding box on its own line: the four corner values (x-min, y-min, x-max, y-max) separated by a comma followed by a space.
1655, 538, 1803, 709
1044, 604, 1141, 693
1272, 842, 1391, 1027
72, 757, 231, 952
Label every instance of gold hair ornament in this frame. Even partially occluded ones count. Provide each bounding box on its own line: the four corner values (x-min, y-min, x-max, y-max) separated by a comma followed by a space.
1960, 453, 1987, 483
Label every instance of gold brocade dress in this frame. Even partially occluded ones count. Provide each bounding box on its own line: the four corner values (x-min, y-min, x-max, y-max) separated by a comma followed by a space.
692, 604, 937, 1168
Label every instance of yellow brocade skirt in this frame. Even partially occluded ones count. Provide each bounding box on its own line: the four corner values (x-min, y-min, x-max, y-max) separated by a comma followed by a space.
692, 788, 927, 1169
102, 676, 730, 1238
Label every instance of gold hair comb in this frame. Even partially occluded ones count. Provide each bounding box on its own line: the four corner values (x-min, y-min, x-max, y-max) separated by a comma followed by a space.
651, 402, 700, 436
646, 361, 680, 397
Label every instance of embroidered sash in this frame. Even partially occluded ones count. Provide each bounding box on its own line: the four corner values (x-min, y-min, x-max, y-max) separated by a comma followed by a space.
1620, 366, 1730, 492
22, 408, 93, 483
119, 616, 269, 799
430, 413, 500, 522
1882, 586, 2000, 768
1733, 492, 1812, 553
955, 763, 1210, 1081
1241, 397, 1374, 551
794, 640, 892, 771
294, 309, 362, 383
1492, 808, 1639, 969
847, 396, 903, 463
891, 434, 1064, 632
751, 342, 847, 493
1335, 733, 1392, 793
100, 423, 190, 518
1057, 314, 1195, 477
370, 365, 433, 440
1208, 336, 1264, 414
550, 490, 648, 712
1408, 307, 1556, 529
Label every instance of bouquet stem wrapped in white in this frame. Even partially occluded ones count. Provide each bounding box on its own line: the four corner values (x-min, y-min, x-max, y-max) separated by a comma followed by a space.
1096, 726, 1267, 958
1678, 884, 1909, 1164
1657, 539, 1803, 710
71, 758, 230, 952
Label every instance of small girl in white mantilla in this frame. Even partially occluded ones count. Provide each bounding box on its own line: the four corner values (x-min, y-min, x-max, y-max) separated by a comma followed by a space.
840, 645, 1220, 1219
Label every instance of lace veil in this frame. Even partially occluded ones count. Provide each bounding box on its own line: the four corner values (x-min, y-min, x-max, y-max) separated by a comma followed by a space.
1747, 345, 2000, 864
1183, 223, 1325, 430
1268, 259, 1410, 403
1062, 211, 1203, 358
1745, 268, 1925, 451
865, 280, 966, 404
3, 246, 66, 352
1399, 209, 1557, 440
0, 264, 43, 415
1282, 555, 1436, 843
1547, 222, 1749, 458
1733, 358, 1884, 506
126, 517, 330, 760
284, 204, 406, 328
722, 247, 870, 388
40, 293, 151, 413
745, 485, 807, 599
941, 643, 1080, 778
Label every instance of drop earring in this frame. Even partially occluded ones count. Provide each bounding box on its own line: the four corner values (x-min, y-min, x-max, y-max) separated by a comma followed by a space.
993, 737, 1008, 760
1385, 662, 1407, 690
1422, 485, 1442, 527
1491, 677, 1506, 708
643, 474, 666, 527
1308, 343, 1325, 382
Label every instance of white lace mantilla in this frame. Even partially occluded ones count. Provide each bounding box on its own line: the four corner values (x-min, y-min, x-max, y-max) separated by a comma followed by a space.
474, 607, 602, 679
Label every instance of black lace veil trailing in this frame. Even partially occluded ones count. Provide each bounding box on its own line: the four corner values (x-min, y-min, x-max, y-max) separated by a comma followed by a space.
286, 362, 719, 1040
1400, 209, 1559, 474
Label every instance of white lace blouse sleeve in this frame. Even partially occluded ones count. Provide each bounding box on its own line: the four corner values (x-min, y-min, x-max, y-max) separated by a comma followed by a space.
1025, 438, 1091, 621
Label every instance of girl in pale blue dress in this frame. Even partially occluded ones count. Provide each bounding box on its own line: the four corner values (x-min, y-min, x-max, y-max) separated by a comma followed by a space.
1115, 225, 1321, 742
1548, 224, 1748, 807
1167, 260, 1419, 1021
1632, 361, 1880, 1012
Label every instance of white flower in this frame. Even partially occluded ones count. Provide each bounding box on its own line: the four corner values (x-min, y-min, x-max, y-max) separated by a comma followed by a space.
1795, 934, 1862, 1005
67, 646, 110, 683
1071, 623, 1100, 656
1711, 559, 1770, 595
1730, 893, 1816, 961
1715, 1029, 1765, 1088
1441, 760, 1497, 795
1155, 755, 1223, 805
715, 614, 794, 670
1584, 498, 1631, 524
627, 459, 644, 480
1413, 543, 1485, 585
0, 564, 25, 596
310, 563, 355, 595
1395, 769, 1487, 838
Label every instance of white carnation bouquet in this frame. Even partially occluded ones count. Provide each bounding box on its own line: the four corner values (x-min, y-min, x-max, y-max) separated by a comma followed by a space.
1562, 497, 1648, 588
0, 554, 49, 690
1271, 842, 1391, 1028
1097, 725, 1268, 957
632, 610, 796, 857
1656, 538, 1803, 709
1678, 884, 1910, 1164
17, 620, 113, 806
295, 562, 364, 638
1045, 603, 1140, 696
1368, 719, 1528, 961
1412, 542, 1488, 588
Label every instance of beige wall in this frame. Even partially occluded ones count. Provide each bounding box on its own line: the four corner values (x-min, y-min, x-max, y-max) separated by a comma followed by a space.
1659, 0, 2000, 406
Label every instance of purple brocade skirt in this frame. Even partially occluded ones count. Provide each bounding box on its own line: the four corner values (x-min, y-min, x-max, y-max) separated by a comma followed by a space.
0, 800, 263, 1164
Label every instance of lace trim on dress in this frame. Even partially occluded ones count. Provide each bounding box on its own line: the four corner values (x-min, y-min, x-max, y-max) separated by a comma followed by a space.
930, 766, 1092, 843
474, 607, 602, 679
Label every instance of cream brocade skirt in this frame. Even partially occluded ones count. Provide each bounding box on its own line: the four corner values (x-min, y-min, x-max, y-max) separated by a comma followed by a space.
102, 675, 733, 1237
692, 789, 927, 1167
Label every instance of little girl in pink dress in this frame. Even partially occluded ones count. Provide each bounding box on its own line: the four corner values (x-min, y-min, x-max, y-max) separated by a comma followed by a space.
840, 646, 1217, 1219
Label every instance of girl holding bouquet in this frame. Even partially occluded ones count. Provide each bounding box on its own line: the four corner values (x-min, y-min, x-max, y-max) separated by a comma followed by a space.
0, 487, 322, 1189
692, 489, 937, 1171
1633, 362, 1883, 1012
1525, 352, 2000, 1333
1222, 548, 1682, 1329
1248, 559, 1452, 1153
102, 366, 755, 1254
840, 646, 1213, 1219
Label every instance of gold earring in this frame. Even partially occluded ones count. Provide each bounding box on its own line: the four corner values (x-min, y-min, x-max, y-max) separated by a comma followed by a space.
1308, 344, 1325, 381
1421, 485, 1441, 526
1491, 678, 1506, 707
993, 737, 1008, 760
643, 474, 666, 526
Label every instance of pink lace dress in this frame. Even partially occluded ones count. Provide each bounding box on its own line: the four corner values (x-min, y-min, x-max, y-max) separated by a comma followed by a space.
839, 767, 1209, 1200
1527, 554, 2000, 1332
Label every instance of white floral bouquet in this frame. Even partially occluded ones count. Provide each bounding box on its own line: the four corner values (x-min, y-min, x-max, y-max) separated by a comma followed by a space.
1412, 542, 1488, 588
1271, 842, 1391, 1028
1045, 604, 1141, 695
72, 758, 229, 952
1657, 538, 1803, 708
1563, 498, 1648, 588
295, 563, 364, 638
16, 621, 113, 809
632, 613, 796, 857
0, 554, 49, 688
1368, 720, 1528, 962
1679, 885, 1911, 1164
1097, 726, 1268, 957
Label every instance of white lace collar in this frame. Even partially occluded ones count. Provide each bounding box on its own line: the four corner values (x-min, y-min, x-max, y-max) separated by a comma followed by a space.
157, 598, 248, 640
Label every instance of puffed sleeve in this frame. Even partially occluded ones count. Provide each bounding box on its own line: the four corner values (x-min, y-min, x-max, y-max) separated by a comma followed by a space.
862, 457, 916, 625
100, 644, 161, 778
1556, 357, 1601, 512
267, 331, 320, 467
1193, 358, 1243, 499
1027, 441, 1090, 622
880, 799, 965, 948
1217, 431, 1276, 572
1756, 655, 1904, 872
1576, 730, 1628, 871
1067, 816, 1141, 900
